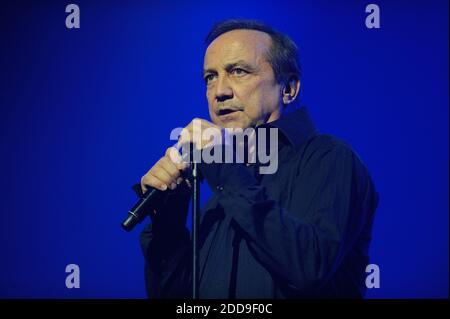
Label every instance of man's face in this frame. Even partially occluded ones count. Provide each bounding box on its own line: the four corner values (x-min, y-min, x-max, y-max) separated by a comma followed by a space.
203, 29, 282, 129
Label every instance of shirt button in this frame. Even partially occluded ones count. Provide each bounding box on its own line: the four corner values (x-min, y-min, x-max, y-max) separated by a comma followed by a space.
216, 185, 224, 191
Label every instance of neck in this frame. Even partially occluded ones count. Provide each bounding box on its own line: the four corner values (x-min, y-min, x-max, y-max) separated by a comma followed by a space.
265, 107, 282, 125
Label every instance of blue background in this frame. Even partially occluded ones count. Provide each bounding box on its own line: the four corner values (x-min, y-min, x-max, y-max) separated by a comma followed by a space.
0, 0, 448, 298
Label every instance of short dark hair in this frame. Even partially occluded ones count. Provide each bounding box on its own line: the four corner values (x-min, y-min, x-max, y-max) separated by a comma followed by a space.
205, 19, 302, 86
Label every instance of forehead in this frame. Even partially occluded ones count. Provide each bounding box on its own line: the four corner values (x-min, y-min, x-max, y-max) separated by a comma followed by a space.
204, 29, 272, 67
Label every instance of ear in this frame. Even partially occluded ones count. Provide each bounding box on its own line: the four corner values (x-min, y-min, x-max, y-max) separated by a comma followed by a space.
282, 76, 301, 105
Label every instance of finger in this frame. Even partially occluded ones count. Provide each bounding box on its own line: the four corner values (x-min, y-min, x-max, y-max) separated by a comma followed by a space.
152, 162, 174, 186
140, 176, 148, 194
159, 157, 180, 181
141, 173, 167, 192
156, 160, 181, 191
166, 147, 183, 165
178, 126, 192, 147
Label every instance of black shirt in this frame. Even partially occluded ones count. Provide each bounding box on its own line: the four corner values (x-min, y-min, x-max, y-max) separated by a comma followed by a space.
137, 106, 379, 298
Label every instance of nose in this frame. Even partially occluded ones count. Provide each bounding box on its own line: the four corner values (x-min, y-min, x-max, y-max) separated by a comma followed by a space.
215, 74, 233, 102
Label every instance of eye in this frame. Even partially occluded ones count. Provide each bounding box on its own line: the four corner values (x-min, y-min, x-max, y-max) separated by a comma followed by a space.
204, 73, 217, 84
231, 68, 248, 76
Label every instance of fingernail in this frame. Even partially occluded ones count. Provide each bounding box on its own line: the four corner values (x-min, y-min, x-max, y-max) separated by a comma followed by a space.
176, 177, 183, 185
170, 183, 176, 190
161, 184, 167, 191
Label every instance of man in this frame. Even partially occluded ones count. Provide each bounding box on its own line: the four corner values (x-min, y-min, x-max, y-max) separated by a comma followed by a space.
136, 19, 378, 298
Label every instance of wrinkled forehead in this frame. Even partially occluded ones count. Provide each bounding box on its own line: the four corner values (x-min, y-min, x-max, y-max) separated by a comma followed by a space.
204, 29, 272, 68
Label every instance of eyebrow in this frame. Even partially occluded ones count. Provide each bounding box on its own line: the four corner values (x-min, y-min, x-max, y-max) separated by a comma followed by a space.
202, 60, 256, 78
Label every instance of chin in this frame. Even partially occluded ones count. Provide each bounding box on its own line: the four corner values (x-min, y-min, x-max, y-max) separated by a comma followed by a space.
222, 121, 249, 130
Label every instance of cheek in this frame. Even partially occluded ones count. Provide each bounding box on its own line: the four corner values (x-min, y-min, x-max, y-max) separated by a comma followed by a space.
206, 90, 217, 119
207, 104, 219, 125
262, 86, 281, 111
240, 81, 280, 118
206, 89, 214, 106
260, 78, 281, 106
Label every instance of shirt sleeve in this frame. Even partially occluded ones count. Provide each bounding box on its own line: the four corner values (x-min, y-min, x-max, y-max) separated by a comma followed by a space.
198, 141, 379, 293
138, 182, 192, 298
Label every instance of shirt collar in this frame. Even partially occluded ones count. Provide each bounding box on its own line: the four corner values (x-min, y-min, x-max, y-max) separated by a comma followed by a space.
259, 105, 318, 150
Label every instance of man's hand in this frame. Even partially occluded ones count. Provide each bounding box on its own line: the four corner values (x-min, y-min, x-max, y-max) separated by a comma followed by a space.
140, 147, 188, 193
178, 118, 223, 150
141, 118, 223, 194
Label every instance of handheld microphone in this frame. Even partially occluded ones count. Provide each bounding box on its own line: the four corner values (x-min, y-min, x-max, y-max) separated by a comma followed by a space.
121, 142, 194, 232
121, 186, 167, 231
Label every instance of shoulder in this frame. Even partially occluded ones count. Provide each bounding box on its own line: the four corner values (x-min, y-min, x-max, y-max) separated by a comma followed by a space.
297, 133, 356, 164
294, 133, 376, 185
300, 134, 376, 192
